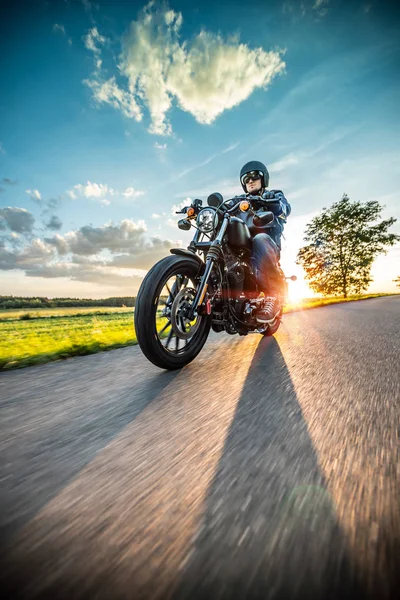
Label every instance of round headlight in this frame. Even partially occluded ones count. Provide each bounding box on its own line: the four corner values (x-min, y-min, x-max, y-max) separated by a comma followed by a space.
196, 207, 217, 233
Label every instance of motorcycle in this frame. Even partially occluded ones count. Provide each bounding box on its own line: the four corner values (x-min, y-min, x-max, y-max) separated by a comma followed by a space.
134, 193, 296, 370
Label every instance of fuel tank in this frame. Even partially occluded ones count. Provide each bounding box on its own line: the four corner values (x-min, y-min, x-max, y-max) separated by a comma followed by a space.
227, 217, 252, 250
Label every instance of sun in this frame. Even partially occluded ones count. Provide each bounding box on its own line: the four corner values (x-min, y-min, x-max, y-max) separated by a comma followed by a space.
287, 277, 315, 302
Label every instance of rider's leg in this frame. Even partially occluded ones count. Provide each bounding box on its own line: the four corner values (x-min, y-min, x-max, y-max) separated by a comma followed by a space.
252, 233, 282, 295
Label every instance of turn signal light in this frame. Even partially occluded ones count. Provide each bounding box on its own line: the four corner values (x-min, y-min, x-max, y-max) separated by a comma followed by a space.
187, 207, 195, 217
239, 201, 250, 211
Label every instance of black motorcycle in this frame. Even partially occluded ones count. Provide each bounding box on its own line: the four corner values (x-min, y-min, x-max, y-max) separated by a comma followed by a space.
134, 193, 296, 370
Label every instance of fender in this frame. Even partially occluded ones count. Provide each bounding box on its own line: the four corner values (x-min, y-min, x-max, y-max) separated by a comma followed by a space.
170, 248, 205, 271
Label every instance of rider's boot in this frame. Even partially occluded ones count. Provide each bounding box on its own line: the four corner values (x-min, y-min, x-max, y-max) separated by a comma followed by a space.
256, 295, 282, 323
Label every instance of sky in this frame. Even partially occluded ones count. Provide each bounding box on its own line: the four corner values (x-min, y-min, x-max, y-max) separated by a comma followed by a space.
0, 0, 399, 300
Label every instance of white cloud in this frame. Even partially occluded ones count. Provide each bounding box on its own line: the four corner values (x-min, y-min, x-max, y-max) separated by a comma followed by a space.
26, 189, 42, 201
171, 198, 191, 215
154, 142, 167, 150
0, 143, 5, 154
74, 181, 114, 198
269, 153, 299, 173
122, 187, 145, 198
66, 182, 145, 203
84, 27, 106, 54
84, 76, 143, 120
84, 1, 285, 135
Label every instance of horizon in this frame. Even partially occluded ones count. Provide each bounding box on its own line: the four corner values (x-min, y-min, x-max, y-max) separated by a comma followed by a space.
1, 0, 399, 300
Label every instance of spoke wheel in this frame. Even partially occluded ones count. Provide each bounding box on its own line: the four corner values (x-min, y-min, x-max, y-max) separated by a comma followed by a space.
134, 255, 211, 369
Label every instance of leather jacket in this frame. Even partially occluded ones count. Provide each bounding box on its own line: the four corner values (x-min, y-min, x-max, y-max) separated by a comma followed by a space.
229, 189, 291, 250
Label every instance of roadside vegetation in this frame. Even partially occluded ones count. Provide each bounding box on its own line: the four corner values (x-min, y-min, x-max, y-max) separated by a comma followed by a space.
297, 194, 399, 297
1, 293, 397, 371
0, 306, 134, 321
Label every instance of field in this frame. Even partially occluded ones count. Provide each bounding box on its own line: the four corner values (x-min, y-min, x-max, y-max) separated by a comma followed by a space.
0, 309, 137, 370
0, 294, 397, 370
0, 306, 134, 320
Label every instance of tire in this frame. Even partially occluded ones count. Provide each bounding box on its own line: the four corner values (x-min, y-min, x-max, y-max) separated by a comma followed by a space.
134, 255, 212, 370
261, 305, 283, 337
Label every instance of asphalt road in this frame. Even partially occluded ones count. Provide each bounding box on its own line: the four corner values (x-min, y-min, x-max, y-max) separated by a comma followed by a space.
0, 296, 399, 600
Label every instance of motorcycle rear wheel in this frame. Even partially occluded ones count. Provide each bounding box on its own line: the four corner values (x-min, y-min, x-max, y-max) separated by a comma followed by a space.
261, 305, 283, 337
134, 255, 212, 370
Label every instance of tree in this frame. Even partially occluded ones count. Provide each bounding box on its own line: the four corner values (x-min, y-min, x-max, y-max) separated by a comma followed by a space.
296, 194, 400, 298
394, 276, 400, 288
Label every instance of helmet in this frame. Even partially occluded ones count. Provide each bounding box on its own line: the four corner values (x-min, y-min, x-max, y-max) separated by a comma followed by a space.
240, 160, 269, 193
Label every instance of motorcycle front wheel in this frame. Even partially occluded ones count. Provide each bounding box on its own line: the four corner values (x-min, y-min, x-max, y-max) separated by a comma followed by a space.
134, 255, 212, 370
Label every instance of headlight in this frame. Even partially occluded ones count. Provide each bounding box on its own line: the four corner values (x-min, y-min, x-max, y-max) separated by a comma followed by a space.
196, 208, 217, 233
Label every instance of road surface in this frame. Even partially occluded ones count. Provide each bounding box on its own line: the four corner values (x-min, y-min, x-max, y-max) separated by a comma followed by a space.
1, 296, 399, 599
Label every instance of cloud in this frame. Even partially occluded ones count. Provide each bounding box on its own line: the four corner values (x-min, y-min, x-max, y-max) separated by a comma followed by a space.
53, 23, 72, 45
282, 0, 330, 19
172, 141, 240, 182
84, 1, 285, 135
0, 207, 35, 233
44, 220, 162, 259
171, 198, 191, 215
122, 187, 145, 198
84, 76, 143, 120
0, 238, 55, 271
53, 23, 66, 35
269, 153, 300, 173
45, 215, 63, 231
0, 143, 5, 154
26, 189, 42, 201
2, 178, 17, 185
84, 27, 106, 54
1, 217, 178, 287
25, 189, 62, 215
154, 142, 167, 150
67, 182, 144, 202
74, 181, 114, 198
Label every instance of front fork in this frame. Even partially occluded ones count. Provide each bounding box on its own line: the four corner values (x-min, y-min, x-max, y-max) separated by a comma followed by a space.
186, 216, 229, 321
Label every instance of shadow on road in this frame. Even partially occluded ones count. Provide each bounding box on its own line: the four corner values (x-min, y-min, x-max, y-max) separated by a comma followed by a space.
0, 367, 180, 544
174, 336, 367, 600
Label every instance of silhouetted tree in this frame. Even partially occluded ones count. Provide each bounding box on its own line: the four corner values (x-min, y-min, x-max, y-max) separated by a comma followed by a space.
296, 194, 400, 297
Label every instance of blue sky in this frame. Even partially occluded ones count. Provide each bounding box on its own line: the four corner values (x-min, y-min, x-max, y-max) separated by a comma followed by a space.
1, 0, 399, 298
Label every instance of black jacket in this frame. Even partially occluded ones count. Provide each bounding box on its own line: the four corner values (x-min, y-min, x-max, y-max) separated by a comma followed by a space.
230, 189, 291, 250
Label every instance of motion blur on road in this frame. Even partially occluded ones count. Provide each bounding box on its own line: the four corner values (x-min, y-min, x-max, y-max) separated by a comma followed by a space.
1, 297, 399, 599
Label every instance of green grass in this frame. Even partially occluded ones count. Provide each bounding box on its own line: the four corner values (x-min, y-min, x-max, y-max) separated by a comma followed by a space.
1, 294, 398, 371
0, 306, 134, 320
0, 312, 138, 370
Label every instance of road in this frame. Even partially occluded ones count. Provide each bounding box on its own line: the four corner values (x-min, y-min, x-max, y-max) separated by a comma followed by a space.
0, 296, 399, 600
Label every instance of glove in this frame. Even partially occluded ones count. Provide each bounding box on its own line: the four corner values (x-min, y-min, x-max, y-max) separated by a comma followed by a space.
262, 191, 278, 200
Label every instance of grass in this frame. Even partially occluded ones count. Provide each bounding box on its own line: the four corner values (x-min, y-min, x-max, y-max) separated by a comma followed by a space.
0, 294, 398, 371
0, 306, 134, 320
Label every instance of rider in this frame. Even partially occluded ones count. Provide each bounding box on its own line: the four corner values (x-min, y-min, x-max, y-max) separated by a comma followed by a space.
239, 160, 291, 323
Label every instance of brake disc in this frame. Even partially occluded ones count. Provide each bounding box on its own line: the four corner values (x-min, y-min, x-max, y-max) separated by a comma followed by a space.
170, 287, 201, 340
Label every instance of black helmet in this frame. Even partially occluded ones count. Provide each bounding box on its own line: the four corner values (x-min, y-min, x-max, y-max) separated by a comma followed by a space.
240, 160, 269, 192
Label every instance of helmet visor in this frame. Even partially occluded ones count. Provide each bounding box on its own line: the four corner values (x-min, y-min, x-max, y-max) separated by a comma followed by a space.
241, 170, 262, 186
